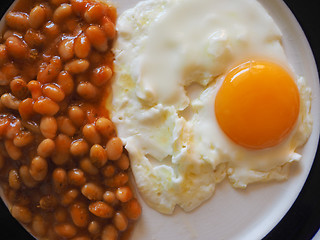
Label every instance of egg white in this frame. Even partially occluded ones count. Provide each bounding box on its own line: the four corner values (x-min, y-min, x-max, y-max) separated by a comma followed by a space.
111, 0, 312, 214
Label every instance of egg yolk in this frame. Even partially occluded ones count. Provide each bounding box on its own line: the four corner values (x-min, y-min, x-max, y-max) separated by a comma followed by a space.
215, 60, 300, 150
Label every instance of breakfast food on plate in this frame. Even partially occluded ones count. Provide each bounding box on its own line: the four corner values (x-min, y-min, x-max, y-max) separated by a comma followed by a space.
112, 0, 313, 214
0, 0, 141, 239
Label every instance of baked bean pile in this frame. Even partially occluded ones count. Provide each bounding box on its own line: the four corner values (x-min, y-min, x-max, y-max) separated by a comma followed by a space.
0, 0, 141, 239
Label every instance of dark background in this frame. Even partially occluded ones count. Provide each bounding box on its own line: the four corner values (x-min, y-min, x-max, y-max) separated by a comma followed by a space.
0, 0, 319, 239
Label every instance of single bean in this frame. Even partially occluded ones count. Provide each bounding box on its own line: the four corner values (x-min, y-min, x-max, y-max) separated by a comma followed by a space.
40, 116, 57, 139
54, 223, 77, 239
5, 139, 22, 160
88, 221, 100, 235
13, 131, 34, 147
37, 138, 55, 158
89, 201, 114, 218
69, 202, 89, 227
53, 4, 73, 23
34, 97, 60, 116
70, 139, 89, 156
10, 78, 28, 99
122, 198, 141, 220
61, 189, 79, 206
24, 29, 45, 48
113, 211, 128, 231
11, 205, 32, 224
5, 119, 21, 139
0, 117, 9, 136
43, 21, 60, 39
59, 39, 74, 61
1, 93, 21, 110
116, 153, 130, 170
52, 168, 68, 193
104, 172, 129, 188
29, 5, 47, 29
57, 71, 74, 95
5, 36, 28, 59
29, 156, 48, 181
90, 144, 107, 168
39, 195, 58, 211
19, 165, 38, 188
80, 157, 99, 175
18, 98, 34, 120
52, 134, 71, 165
83, 124, 101, 144
37, 56, 62, 84
91, 66, 112, 86
106, 137, 123, 160
103, 191, 116, 204
32, 215, 47, 237
57, 116, 76, 136
27, 81, 42, 100
85, 25, 108, 52
102, 16, 116, 39
70, 0, 88, 16
101, 225, 118, 240
84, 3, 104, 23
68, 168, 86, 187
68, 106, 85, 127
81, 183, 104, 201
77, 82, 98, 100
101, 165, 115, 178
65, 59, 89, 74
74, 34, 91, 58
5, 12, 29, 31
8, 169, 21, 190
43, 84, 65, 102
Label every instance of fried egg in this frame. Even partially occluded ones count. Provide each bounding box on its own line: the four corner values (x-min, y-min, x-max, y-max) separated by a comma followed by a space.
111, 0, 312, 214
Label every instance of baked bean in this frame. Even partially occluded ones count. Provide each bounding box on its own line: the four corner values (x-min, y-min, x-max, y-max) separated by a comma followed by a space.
13, 131, 34, 147
30, 5, 47, 29
32, 215, 47, 237
79, 158, 99, 175
5, 36, 28, 59
70, 0, 88, 15
88, 221, 100, 235
106, 137, 123, 161
113, 211, 128, 231
43, 21, 60, 39
53, 134, 71, 165
116, 186, 133, 203
70, 139, 89, 156
39, 195, 58, 210
61, 189, 79, 206
85, 25, 108, 52
0, 154, 5, 170
1, 93, 21, 110
57, 116, 76, 136
65, 59, 89, 74
8, 169, 21, 190
54, 223, 77, 239
53, 4, 73, 23
5, 139, 22, 160
19, 165, 38, 188
6, 119, 21, 139
1, 63, 20, 85
55, 207, 68, 222
68, 168, 86, 186
0, 44, 8, 65
91, 66, 112, 87
27, 80, 42, 100
116, 153, 130, 170
29, 156, 48, 181
101, 225, 118, 240
59, 39, 74, 61
57, 71, 74, 95
101, 16, 116, 39
84, 3, 104, 23
90, 144, 107, 168
88, 50, 103, 66
81, 183, 104, 201
0, 117, 9, 136
74, 34, 91, 59
68, 106, 85, 127
40, 116, 57, 138
43, 84, 65, 102
105, 172, 128, 188
101, 165, 115, 178
89, 201, 114, 218
11, 205, 33, 224
70, 202, 89, 227
5, 12, 29, 31
10, 78, 28, 99
52, 168, 67, 195
24, 29, 45, 48
103, 191, 116, 204
77, 82, 98, 100
37, 56, 63, 83
83, 124, 101, 144
34, 97, 60, 116
37, 138, 55, 158
122, 198, 141, 220
106, 4, 117, 23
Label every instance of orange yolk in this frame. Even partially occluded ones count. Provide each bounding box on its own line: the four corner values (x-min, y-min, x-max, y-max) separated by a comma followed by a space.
215, 60, 300, 150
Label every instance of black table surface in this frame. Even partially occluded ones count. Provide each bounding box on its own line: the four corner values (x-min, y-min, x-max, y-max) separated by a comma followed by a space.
0, 0, 319, 239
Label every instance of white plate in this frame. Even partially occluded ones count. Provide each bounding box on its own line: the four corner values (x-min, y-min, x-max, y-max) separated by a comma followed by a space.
111, 0, 320, 239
